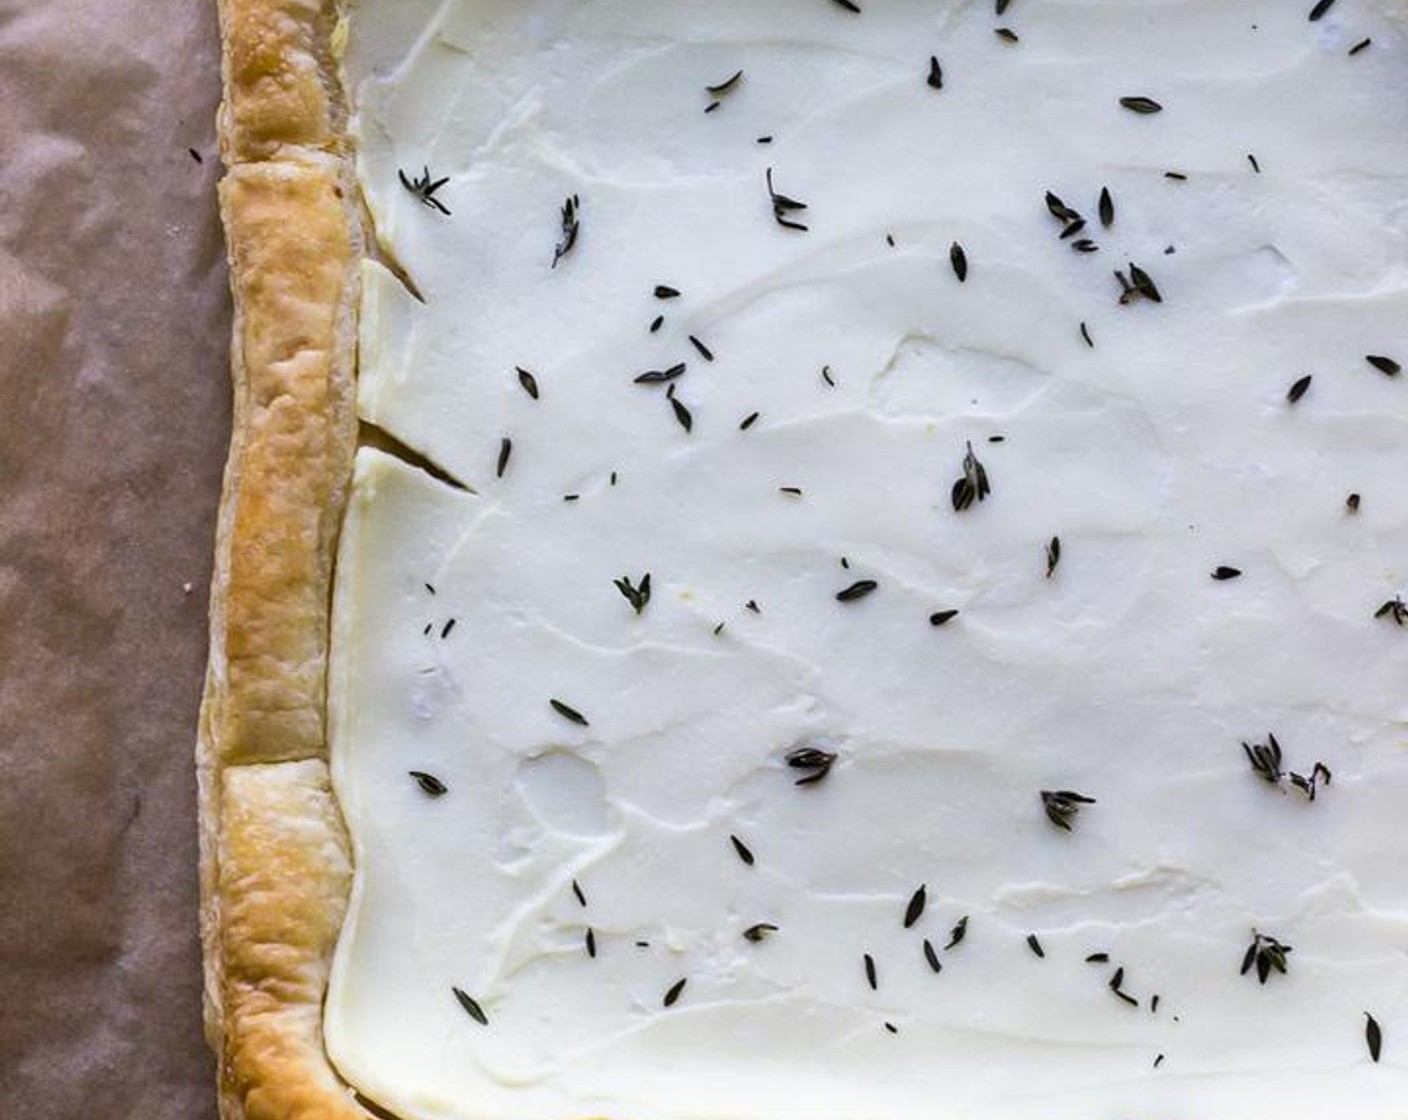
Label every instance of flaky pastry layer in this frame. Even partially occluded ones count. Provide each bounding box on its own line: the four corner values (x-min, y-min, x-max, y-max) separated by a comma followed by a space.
201, 1, 367, 1116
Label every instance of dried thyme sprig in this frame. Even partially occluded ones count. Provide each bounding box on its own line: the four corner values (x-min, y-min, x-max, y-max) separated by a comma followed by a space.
951, 441, 991, 512
1240, 929, 1292, 985
786, 744, 837, 786
767, 168, 810, 232
613, 573, 652, 615
1041, 789, 1095, 831
1375, 596, 1408, 626
399, 166, 452, 215
551, 194, 581, 268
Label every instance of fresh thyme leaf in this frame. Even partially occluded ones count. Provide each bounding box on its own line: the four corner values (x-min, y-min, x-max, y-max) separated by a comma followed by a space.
1041, 789, 1095, 831
786, 744, 838, 786
689, 335, 715, 362
634, 362, 687, 385
516, 367, 540, 400
1080, 321, 1094, 348
1119, 96, 1164, 115
1367, 1012, 1384, 1062
950, 241, 969, 282
670, 394, 694, 433
1128, 262, 1163, 303
1347, 492, 1362, 512
551, 194, 581, 268
829, 0, 861, 11
399, 166, 452, 215
951, 441, 992, 512
1085, 952, 1110, 963
1287, 374, 1312, 404
1027, 933, 1045, 958
496, 437, 512, 479
1375, 595, 1408, 626
945, 916, 969, 950
1247, 153, 1261, 174
1108, 967, 1139, 1007
706, 69, 744, 96
1366, 354, 1401, 377
1211, 566, 1243, 581
730, 834, 756, 866
927, 56, 944, 90
929, 609, 960, 627
1045, 536, 1061, 579
409, 771, 448, 797
1044, 191, 1081, 224
1098, 186, 1114, 227
1349, 37, 1372, 55
767, 168, 810, 232
994, 27, 1019, 42
864, 953, 878, 990
550, 698, 589, 726
572, 879, 587, 907
1242, 734, 1284, 783
654, 285, 681, 300
1308, 0, 1337, 20
663, 978, 688, 1007
904, 884, 927, 929
744, 922, 779, 942
453, 987, 488, 1025
1241, 929, 1292, 985
613, 573, 652, 615
923, 938, 943, 972
740, 411, 760, 431
585, 928, 597, 957
836, 579, 879, 602
1288, 761, 1333, 802
996, 0, 1012, 12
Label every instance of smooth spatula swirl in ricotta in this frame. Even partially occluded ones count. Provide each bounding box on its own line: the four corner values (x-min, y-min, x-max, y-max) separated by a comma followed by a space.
329, 2, 1408, 1117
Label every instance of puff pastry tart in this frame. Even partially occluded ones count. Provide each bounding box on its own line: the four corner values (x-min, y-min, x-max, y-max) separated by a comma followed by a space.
204, 1, 1408, 1117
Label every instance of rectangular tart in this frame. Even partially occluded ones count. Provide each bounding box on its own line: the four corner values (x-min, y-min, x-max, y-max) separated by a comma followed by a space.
204, 2, 1408, 1118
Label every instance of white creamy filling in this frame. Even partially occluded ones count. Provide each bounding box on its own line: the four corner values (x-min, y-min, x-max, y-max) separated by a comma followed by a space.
328, 2, 1408, 1117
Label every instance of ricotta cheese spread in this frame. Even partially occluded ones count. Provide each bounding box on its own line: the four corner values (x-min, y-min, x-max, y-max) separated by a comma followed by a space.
328, 1, 1408, 1117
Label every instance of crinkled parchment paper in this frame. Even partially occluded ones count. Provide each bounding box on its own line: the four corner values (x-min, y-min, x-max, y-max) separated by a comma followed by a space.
1, 1, 227, 1116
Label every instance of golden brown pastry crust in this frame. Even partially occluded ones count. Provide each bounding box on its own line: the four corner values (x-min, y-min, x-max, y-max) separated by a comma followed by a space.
217, 0, 343, 163
202, 0, 367, 1116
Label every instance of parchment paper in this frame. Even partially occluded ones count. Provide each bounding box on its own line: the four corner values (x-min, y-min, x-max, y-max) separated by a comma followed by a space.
1, 1, 228, 1116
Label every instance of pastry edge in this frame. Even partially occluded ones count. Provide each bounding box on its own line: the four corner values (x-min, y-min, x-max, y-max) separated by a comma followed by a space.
201, 0, 367, 1117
